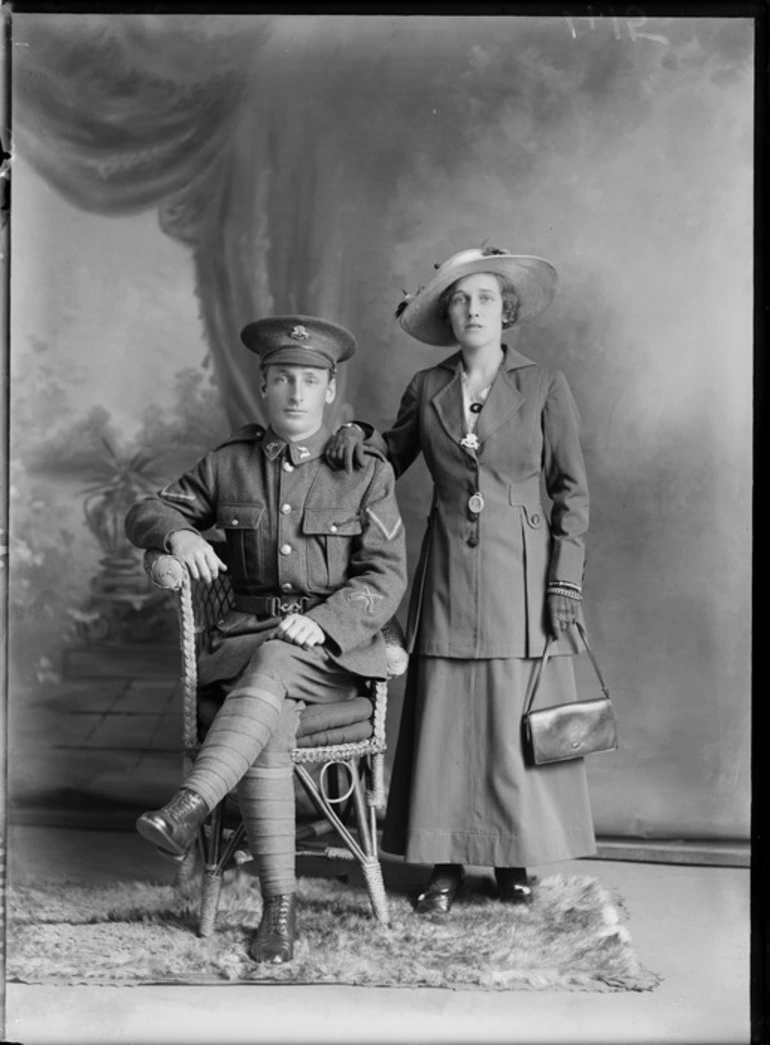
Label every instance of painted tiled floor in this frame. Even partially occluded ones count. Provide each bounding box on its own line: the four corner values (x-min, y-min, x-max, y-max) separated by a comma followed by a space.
9, 671, 184, 823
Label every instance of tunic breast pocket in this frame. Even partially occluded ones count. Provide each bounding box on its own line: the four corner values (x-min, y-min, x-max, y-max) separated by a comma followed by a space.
302, 507, 363, 591
216, 503, 266, 584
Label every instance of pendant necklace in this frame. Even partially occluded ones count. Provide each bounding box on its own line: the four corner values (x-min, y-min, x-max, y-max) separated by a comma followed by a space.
460, 372, 491, 451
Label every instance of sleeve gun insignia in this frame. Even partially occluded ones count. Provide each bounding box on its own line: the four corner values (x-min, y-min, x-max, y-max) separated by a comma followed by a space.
348, 585, 384, 614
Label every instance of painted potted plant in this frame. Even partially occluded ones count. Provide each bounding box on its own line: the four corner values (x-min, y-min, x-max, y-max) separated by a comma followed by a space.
72, 439, 174, 643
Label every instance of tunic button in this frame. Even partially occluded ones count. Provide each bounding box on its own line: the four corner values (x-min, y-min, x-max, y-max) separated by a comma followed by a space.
281, 503, 292, 515
330, 524, 338, 533
230, 519, 239, 526
282, 461, 294, 473
281, 582, 293, 592
531, 513, 541, 525
280, 544, 292, 555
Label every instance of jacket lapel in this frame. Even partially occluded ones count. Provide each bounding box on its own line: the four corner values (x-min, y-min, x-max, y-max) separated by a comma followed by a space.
475, 345, 533, 445
430, 352, 465, 445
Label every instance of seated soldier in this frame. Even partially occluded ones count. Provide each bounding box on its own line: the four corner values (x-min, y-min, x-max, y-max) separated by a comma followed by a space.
125, 315, 407, 965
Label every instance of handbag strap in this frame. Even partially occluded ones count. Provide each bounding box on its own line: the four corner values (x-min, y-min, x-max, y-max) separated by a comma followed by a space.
523, 621, 610, 717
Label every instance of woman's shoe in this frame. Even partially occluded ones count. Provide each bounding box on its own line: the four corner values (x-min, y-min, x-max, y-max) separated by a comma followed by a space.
495, 866, 532, 905
414, 864, 464, 916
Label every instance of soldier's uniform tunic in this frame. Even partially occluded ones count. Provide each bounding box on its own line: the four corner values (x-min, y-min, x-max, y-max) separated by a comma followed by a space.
126, 420, 407, 688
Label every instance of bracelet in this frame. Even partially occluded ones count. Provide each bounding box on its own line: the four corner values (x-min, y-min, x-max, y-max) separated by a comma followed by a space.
547, 586, 583, 601
550, 579, 582, 593
339, 423, 363, 434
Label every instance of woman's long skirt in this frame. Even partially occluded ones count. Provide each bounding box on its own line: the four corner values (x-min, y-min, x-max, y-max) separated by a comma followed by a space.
381, 654, 597, 868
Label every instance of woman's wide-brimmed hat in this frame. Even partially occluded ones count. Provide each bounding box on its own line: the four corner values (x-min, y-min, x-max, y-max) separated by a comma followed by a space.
396, 247, 558, 346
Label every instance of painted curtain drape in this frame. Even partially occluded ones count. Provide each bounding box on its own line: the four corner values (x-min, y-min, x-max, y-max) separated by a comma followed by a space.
12, 13, 385, 428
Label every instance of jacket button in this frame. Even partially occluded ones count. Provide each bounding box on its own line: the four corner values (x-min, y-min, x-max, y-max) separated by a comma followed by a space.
280, 544, 292, 555
330, 524, 338, 533
282, 461, 294, 473
281, 582, 293, 592
531, 513, 541, 525
467, 533, 478, 547
281, 503, 292, 515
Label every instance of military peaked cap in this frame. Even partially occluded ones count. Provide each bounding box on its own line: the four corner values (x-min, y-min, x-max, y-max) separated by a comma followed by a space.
240, 315, 357, 371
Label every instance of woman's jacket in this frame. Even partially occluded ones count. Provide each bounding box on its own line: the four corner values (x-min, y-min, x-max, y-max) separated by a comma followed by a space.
377, 345, 588, 659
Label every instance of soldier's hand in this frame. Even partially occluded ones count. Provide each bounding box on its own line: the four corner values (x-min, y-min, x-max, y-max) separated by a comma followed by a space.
325, 425, 367, 473
546, 593, 578, 641
169, 530, 227, 585
277, 613, 326, 649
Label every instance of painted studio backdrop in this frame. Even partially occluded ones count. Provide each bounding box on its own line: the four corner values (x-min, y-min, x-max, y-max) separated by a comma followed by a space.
9, 14, 752, 842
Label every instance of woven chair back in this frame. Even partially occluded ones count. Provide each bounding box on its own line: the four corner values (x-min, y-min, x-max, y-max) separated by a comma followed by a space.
190, 541, 234, 651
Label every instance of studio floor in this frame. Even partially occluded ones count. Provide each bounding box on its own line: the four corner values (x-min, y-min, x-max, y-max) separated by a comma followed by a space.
5, 824, 750, 1045
4, 665, 753, 1044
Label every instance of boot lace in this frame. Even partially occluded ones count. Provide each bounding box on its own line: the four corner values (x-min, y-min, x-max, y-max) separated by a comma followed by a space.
266, 896, 292, 934
168, 789, 203, 823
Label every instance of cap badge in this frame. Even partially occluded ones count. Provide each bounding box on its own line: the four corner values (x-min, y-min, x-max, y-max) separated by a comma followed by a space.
289, 325, 311, 342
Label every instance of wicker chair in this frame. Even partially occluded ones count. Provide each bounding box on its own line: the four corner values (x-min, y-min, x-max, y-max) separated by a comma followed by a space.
143, 546, 408, 935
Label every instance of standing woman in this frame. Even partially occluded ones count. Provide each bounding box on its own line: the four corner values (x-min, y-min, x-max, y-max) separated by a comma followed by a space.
330, 245, 596, 914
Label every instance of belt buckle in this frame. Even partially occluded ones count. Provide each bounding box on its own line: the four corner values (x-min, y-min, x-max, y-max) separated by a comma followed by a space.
278, 597, 306, 616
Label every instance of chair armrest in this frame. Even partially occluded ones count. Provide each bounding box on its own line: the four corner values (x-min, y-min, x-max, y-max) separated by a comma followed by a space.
143, 548, 187, 591
382, 617, 409, 678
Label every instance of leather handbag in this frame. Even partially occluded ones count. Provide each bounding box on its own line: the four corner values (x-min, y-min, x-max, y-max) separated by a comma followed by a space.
522, 622, 618, 765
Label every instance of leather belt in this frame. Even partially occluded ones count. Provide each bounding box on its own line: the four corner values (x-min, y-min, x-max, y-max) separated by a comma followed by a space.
234, 593, 324, 618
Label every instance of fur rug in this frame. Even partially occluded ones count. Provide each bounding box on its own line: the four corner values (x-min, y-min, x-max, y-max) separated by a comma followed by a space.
7, 872, 662, 991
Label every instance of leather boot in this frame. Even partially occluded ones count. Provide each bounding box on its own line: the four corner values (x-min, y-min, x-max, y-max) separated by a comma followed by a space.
135, 788, 209, 857
495, 866, 532, 905
249, 894, 297, 965
414, 864, 464, 916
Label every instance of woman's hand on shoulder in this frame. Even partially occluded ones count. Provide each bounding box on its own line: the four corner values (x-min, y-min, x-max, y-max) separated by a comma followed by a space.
326, 424, 368, 472
546, 593, 579, 640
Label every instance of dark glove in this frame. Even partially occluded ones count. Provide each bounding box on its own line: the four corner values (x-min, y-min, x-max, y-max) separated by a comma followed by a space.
546, 593, 579, 641
325, 424, 368, 472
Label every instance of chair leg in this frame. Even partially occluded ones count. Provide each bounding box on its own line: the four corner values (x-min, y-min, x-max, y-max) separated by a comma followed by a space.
349, 763, 390, 925
293, 760, 390, 923
198, 802, 225, 937
361, 854, 389, 925
199, 869, 223, 937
